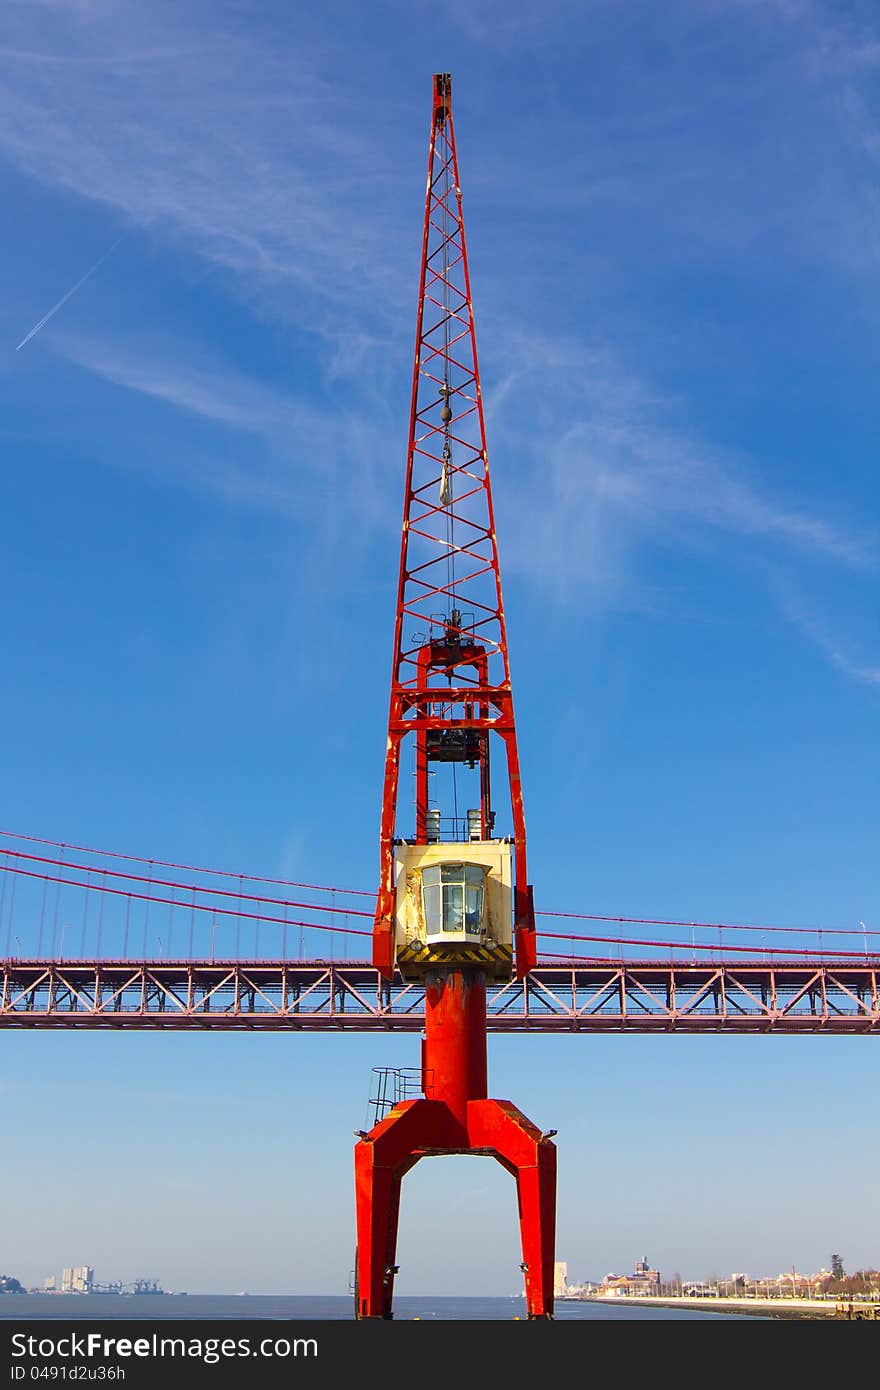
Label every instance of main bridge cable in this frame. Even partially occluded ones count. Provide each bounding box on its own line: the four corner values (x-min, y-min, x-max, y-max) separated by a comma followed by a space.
539, 937, 879, 960
0, 827, 373, 899
0, 845, 373, 918
0, 857, 872, 960
0, 831, 874, 942
0, 862, 370, 940
539, 914, 878, 938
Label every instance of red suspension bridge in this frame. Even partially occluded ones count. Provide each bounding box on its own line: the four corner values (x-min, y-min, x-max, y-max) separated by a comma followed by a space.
1, 826, 877, 1032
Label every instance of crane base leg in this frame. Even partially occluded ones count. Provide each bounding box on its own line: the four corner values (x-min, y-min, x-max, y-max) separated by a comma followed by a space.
467, 1099, 557, 1320
354, 1097, 556, 1320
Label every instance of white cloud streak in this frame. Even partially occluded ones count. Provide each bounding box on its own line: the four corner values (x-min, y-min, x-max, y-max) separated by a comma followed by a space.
50, 313, 880, 687
16, 235, 122, 349
484, 328, 879, 684
774, 586, 880, 687
51, 329, 402, 546
489, 329, 874, 570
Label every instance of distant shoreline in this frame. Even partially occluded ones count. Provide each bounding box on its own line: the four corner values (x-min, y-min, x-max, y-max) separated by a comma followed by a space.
562, 1294, 841, 1319
18, 1290, 172, 1297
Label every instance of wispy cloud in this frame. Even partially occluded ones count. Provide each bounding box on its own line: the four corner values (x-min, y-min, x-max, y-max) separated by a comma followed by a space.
52, 310, 880, 687
443, 0, 589, 52
485, 327, 879, 682
60, 333, 319, 438
773, 585, 880, 687
0, 1, 412, 346
492, 328, 873, 565
4, 0, 880, 349
54, 329, 400, 531
4, 0, 877, 688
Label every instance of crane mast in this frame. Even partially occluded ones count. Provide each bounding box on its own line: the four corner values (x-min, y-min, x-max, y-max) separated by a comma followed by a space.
372, 70, 536, 983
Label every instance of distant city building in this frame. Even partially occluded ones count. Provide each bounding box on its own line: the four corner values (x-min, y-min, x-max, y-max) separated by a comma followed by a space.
60, 1266, 93, 1294
634, 1256, 660, 1288
601, 1256, 661, 1296
553, 1256, 878, 1304
553, 1262, 596, 1298
557, 1256, 877, 1304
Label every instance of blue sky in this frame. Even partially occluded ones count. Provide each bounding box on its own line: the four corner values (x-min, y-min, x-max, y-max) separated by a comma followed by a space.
1, 0, 879, 1293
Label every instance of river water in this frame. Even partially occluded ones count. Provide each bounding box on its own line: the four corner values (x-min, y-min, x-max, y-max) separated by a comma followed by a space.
0, 1294, 744, 1320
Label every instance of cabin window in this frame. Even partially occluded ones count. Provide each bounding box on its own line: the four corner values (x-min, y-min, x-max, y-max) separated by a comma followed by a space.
421, 863, 485, 937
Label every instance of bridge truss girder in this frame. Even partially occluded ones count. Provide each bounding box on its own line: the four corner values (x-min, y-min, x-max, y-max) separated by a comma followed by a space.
1, 959, 877, 1033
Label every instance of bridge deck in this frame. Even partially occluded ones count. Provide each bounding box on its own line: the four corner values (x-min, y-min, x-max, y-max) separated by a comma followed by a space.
1, 958, 878, 1032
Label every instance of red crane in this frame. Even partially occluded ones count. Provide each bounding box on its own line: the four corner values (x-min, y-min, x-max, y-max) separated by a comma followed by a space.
355, 73, 556, 1320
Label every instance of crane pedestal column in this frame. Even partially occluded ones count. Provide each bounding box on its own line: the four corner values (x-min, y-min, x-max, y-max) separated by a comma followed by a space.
354, 967, 556, 1319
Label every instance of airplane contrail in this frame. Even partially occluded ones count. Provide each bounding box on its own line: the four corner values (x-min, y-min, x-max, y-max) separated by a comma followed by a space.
16, 236, 124, 351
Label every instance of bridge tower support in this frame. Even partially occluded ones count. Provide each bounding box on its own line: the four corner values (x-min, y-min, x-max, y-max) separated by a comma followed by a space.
356, 74, 555, 1320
